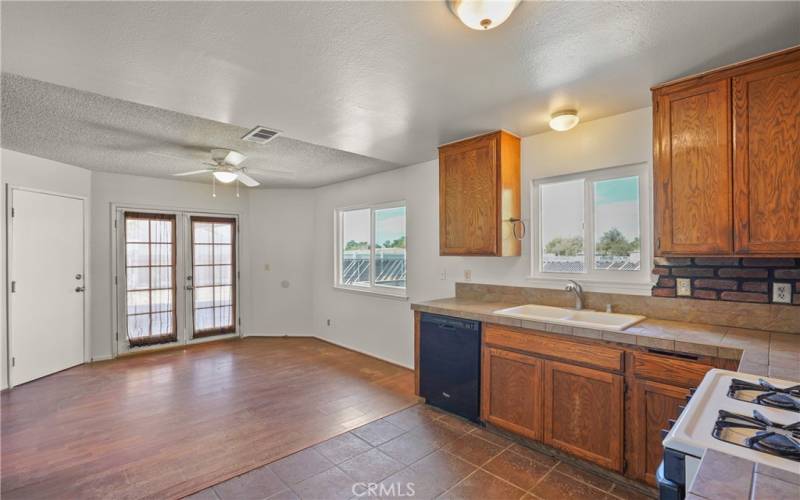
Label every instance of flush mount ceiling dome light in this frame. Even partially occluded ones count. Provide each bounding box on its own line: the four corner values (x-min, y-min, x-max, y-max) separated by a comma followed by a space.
549, 110, 580, 132
447, 0, 521, 30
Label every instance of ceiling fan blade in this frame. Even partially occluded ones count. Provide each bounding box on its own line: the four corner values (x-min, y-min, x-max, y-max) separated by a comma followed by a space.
172, 169, 214, 177
245, 167, 297, 178
238, 173, 260, 187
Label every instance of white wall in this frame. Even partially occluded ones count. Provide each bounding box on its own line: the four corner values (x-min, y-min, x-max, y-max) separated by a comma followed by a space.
247, 189, 315, 336
311, 108, 652, 368
1, 149, 93, 388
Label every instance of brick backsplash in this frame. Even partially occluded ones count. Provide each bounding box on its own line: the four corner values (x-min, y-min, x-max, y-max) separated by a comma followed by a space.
652, 257, 800, 305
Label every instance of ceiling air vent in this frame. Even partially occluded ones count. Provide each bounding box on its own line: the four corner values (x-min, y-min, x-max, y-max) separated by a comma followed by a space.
241, 125, 281, 145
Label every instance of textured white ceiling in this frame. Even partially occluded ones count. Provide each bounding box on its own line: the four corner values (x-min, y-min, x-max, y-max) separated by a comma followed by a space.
1, 74, 398, 188
2, 1, 799, 174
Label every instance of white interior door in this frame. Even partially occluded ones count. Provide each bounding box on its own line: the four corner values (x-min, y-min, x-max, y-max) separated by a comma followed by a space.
9, 189, 85, 386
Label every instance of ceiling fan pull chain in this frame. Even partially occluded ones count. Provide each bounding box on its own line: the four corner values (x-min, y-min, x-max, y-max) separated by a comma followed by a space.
236, 179, 240, 198
212, 174, 217, 198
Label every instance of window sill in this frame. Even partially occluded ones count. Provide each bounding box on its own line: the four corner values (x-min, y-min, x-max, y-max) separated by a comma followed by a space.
333, 285, 408, 301
525, 276, 654, 296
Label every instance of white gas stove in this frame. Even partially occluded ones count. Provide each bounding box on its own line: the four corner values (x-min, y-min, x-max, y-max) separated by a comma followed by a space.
661, 369, 800, 496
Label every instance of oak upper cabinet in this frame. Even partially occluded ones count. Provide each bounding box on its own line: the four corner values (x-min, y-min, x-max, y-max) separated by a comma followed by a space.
481, 347, 544, 440
629, 380, 690, 486
439, 131, 521, 256
732, 58, 800, 254
543, 360, 624, 472
652, 46, 800, 257
653, 80, 733, 255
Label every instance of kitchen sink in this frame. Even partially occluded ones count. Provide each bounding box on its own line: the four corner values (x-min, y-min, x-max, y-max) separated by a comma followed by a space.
493, 304, 645, 331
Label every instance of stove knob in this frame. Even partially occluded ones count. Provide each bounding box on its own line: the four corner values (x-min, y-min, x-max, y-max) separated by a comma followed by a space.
661, 429, 670, 439
689, 388, 697, 395
677, 405, 686, 415
667, 419, 676, 430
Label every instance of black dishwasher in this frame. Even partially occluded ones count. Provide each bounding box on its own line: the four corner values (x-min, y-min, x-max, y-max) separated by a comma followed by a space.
419, 313, 481, 422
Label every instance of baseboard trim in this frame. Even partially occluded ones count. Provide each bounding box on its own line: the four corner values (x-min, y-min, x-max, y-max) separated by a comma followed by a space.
312, 336, 414, 372
91, 355, 114, 362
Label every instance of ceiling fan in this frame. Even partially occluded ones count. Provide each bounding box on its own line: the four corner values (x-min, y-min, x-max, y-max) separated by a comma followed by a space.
171, 148, 262, 187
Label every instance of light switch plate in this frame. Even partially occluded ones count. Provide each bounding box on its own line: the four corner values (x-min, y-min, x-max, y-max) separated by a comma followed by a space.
773, 282, 792, 304
676, 278, 692, 296
464, 269, 472, 281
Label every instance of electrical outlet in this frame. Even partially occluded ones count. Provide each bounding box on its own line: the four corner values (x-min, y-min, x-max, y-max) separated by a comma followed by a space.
326, 318, 334, 327
440, 269, 447, 281
773, 283, 792, 304
264, 263, 271, 271
464, 269, 472, 281
676, 278, 692, 296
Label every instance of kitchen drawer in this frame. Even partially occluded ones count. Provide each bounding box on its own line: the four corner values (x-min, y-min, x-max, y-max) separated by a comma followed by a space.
633, 351, 713, 388
484, 324, 624, 372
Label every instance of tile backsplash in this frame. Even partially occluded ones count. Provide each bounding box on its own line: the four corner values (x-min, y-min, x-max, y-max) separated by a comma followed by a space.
652, 257, 800, 306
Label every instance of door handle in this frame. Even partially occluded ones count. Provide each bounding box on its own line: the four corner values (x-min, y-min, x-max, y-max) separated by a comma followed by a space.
75, 286, 85, 292
185, 285, 193, 291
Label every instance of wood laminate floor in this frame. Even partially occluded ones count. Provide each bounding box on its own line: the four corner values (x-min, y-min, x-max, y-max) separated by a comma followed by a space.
1, 337, 417, 499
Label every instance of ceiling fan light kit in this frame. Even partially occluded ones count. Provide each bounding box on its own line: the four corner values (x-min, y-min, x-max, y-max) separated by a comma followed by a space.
212, 170, 239, 184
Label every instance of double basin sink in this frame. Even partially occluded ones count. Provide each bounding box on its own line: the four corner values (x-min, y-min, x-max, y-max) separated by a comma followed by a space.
493, 304, 644, 331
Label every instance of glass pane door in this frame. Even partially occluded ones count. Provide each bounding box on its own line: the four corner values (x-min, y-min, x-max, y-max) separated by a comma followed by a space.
124, 213, 177, 346
190, 217, 236, 338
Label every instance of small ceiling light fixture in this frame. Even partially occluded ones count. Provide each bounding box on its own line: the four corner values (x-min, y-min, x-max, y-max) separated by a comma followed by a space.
213, 170, 239, 184
549, 110, 580, 132
447, 0, 521, 30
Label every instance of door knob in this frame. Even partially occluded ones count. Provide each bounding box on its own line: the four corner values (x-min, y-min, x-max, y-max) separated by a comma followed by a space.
75, 274, 83, 280
75, 286, 86, 292
185, 285, 193, 291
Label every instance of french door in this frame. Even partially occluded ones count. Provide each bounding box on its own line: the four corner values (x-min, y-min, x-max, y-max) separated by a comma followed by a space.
116, 208, 239, 354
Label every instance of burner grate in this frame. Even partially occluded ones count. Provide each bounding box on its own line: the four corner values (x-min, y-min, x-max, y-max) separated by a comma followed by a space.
727, 378, 800, 412
712, 409, 800, 461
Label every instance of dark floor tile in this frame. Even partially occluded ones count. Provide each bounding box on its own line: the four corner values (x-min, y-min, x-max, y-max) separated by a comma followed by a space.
439, 469, 526, 500
313, 432, 372, 464
532, 471, 607, 500
468, 427, 513, 448
184, 488, 219, 500
555, 462, 614, 492
267, 490, 300, 500
409, 450, 476, 491
407, 419, 465, 448
444, 433, 505, 467
213, 466, 287, 500
377, 466, 445, 499
482, 449, 553, 491
291, 467, 355, 500
436, 413, 479, 434
270, 448, 335, 485
378, 430, 439, 465
508, 443, 559, 467
352, 419, 407, 446
606, 483, 657, 500
383, 405, 442, 431
338, 448, 405, 484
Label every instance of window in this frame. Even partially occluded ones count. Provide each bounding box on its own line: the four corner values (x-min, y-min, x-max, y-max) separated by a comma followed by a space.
531, 163, 650, 291
336, 201, 406, 297
124, 212, 177, 346
191, 217, 236, 337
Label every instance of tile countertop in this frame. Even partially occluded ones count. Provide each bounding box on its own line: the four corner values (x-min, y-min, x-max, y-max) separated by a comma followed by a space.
411, 297, 800, 499
410, 297, 800, 381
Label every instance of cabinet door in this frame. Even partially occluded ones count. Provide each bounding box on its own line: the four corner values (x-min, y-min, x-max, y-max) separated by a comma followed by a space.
543, 360, 624, 471
481, 347, 543, 440
733, 59, 800, 254
439, 134, 498, 255
654, 80, 732, 255
629, 380, 690, 486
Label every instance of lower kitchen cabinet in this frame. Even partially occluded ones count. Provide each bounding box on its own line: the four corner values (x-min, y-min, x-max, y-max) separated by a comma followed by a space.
481, 347, 544, 440
629, 379, 691, 486
543, 360, 625, 472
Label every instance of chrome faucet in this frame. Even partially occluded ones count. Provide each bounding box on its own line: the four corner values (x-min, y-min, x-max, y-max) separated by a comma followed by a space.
565, 280, 584, 310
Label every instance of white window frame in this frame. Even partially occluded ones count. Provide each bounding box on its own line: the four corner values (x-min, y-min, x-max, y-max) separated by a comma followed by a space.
528, 162, 654, 295
334, 200, 407, 299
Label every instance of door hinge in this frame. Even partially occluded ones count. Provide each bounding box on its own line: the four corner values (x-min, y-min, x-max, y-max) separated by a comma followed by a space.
114, 275, 118, 285
114, 219, 117, 229
10, 281, 16, 293
11, 357, 15, 367
238, 317, 241, 326
623, 458, 628, 471
11, 207, 15, 218
657, 237, 661, 249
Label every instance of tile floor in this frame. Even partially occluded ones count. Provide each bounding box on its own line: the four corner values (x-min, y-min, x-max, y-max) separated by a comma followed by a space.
186, 405, 655, 500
